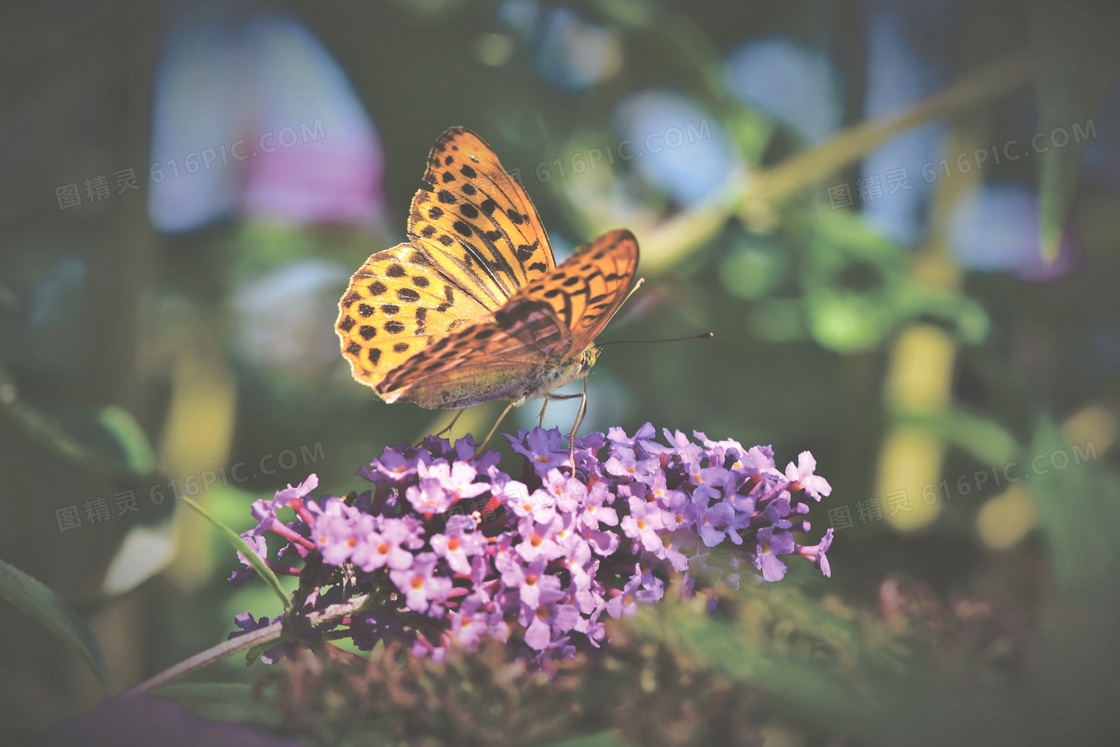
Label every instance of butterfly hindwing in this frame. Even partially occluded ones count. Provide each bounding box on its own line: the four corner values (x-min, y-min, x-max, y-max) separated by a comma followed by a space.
376, 298, 571, 407
336, 242, 493, 388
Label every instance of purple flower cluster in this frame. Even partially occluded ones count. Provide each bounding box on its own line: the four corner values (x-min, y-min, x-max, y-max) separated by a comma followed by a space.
234, 424, 833, 663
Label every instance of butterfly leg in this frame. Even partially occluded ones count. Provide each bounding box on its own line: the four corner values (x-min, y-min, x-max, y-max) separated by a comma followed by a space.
434, 408, 467, 438
537, 399, 549, 427
546, 377, 588, 468
474, 398, 521, 457
414, 408, 467, 447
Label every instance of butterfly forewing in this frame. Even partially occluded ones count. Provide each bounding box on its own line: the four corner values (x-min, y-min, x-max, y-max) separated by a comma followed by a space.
518, 228, 639, 351
409, 128, 555, 305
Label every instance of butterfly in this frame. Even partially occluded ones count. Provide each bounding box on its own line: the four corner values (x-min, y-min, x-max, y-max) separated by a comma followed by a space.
335, 127, 641, 454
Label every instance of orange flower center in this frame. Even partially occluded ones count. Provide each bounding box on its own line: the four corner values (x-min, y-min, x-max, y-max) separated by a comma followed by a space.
530, 533, 543, 548
411, 576, 424, 590
448, 538, 460, 552
377, 543, 390, 555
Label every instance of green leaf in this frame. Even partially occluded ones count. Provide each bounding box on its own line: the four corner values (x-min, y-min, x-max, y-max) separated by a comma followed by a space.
630, 594, 1026, 745
179, 496, 291, 611
1021, 417, 1117, 597
98, 406, 158, 474
1026, 0, 1120, 261
0, 557, 108, 693
0, 365, 156, 477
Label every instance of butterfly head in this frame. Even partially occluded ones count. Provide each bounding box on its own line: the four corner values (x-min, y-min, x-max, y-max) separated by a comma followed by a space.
582, 345, 601, 372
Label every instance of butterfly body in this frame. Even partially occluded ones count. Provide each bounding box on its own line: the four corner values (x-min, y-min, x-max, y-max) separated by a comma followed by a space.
336, 127, 638, 421
382, 343, 597, 411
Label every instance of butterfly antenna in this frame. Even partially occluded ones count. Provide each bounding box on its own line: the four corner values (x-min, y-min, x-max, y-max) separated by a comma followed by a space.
621, 277, 645, 308
597, 332, 713, 348
597, 277, 646, 329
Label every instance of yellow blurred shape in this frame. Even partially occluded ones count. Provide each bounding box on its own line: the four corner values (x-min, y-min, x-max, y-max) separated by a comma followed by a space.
877, 324, 957, 532
1062, 404, 1116, 456
160, 352, 237, 477
878, 426, 945, 531
884, 324, 955, 410
976, 486, 1038, 550
475, 33, 512, 66
159, 348, 237, 590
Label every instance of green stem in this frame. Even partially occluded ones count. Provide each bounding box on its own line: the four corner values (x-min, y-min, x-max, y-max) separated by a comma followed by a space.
125, 593, 369, 695
742, 52, 1034, 213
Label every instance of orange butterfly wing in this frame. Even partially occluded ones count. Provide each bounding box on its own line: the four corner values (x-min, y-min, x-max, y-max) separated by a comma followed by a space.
516, 228, 639, 352
336, 127, 555, 392
377, 229, 639, 409
409, 127, 555, 305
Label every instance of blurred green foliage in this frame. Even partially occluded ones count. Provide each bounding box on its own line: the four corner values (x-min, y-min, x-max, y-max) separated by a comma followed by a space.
2, 0, 1119, 744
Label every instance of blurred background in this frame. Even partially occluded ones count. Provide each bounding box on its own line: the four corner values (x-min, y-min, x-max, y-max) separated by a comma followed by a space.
2, 0, 1119, 744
